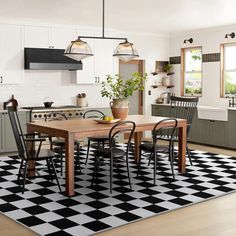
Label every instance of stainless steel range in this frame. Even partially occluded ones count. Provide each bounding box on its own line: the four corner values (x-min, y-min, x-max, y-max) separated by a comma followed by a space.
23, 106, 86, 122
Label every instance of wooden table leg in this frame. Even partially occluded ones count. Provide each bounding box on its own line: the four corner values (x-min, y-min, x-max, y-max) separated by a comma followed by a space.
134, 131, 142, 163
65, 133, 75, 196
178, 123, 187, 173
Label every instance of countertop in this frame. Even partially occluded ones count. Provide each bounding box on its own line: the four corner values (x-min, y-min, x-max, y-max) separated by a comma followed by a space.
152, 103, 236, 111
0, 109, 30, 112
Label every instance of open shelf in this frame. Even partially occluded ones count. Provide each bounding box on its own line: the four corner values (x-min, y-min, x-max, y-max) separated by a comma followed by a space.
151, 85, 175, 89
151, 61, 174, 76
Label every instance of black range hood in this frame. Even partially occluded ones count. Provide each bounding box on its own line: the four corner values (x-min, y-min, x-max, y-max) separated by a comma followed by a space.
24, 48, 83, 70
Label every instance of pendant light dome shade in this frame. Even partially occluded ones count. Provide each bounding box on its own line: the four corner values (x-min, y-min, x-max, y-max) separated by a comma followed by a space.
113, 40, 139, 62
64, 38, 93, 61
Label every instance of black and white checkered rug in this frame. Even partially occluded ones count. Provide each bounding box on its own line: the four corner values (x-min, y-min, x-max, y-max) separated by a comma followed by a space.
1, 146, 236, 236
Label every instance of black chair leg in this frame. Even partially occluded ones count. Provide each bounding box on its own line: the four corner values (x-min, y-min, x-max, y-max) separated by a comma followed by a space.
17, 160, 24, 183
85, 139, 91, 165
126, 154, 132, 190
22, 160, 28, 194
148, 153, 152, 166
137, 148, 142, 177
75, 144, 81, 173
169, 145, 175, 179
46, 158, 53, 181
186, 145, 193, 165
110, 156, 113, 194
91, 156, 98, 187
59, 146, 63, 176
154, 151, 157, 185
49, 158, 62, 192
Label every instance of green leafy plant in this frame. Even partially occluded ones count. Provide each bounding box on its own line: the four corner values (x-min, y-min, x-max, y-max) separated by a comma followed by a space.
101, 72, 148, 100
163, 63, 173, 73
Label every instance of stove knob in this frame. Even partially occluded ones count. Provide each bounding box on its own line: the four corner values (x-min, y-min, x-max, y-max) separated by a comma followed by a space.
48, 114, 52, 117
69, 113, 72, 116
80, 112, 83, 116
44, 114, 46, 117
34, 114, 37, 118
39, 114, 42, 118
76, 112, 79, 116
53, 114, 56, 117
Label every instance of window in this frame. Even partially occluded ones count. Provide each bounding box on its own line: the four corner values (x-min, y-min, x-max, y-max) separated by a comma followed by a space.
181, 47, 202, 96
221, 43, 236, 97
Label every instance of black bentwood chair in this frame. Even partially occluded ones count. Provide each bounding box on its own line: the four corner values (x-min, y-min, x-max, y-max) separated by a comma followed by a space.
168, 96, 199, 165
137, 118, 178, 184
83, 110, 110, 165
91, 121, 136, 193
45, 113, 81, 175
7, 106, 61, 194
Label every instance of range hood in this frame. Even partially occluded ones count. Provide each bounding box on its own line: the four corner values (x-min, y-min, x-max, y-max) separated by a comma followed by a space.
24, 48, 83, 70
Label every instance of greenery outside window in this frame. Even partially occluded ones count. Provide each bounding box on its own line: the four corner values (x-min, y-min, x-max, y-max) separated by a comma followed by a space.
181, 47, 202, 96
221, 43, 236, 97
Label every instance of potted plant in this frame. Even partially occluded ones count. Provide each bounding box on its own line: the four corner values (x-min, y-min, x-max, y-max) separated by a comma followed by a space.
163, 63, 174, 75
101, 72, 148, 119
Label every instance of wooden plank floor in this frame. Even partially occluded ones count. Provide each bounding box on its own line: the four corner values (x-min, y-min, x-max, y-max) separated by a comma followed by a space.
1, 143, 236, 236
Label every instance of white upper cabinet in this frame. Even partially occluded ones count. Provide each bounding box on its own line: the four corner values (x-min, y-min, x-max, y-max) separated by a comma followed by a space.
24, 26, 50, 48
94, 39, 114, 83
24, 25, 76, 49
76, 29, 117, 84
50, 27, 76, 49
0, 24, 23, 84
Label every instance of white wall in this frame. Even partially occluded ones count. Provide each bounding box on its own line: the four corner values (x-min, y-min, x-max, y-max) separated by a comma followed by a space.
0, 23, 170, 115
170, 25, 236, 107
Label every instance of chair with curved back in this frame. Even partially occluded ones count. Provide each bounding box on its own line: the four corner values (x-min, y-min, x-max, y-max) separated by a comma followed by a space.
91, 121, 136, 193
7, 106, 61, 194
45, 113, 81, 175
137, 118, 178, 184
83, 110, 110, 165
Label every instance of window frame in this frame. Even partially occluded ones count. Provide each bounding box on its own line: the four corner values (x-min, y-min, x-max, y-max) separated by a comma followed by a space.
220, 42, 236, 98
181, 46, 203, 97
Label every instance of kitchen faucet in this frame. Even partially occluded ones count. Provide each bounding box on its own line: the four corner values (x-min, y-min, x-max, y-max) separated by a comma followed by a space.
160, 92, 175, 104
226, 96, 236, 107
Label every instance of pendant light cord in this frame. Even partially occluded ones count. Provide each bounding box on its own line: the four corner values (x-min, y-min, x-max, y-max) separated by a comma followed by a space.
78, 0, 127, 41
102, 0, 105, 38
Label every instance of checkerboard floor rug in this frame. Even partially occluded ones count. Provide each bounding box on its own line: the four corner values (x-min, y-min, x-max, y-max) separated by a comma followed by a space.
1, 145, 236, 236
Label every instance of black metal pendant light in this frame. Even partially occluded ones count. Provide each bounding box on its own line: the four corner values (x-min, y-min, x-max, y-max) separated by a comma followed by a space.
64, 0, 139, 62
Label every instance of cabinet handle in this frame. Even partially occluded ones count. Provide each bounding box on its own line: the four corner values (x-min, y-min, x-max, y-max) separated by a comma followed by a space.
98, 77, 100, 83
95, 77, 98, 83
0, 76, 2, 83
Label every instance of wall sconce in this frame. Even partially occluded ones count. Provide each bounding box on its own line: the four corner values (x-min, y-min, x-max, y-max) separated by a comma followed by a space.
183, 38, 193, 47
225, 32, 235, 39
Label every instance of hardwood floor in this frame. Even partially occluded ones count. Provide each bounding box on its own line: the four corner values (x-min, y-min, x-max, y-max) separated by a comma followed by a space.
1, 143, 236, 236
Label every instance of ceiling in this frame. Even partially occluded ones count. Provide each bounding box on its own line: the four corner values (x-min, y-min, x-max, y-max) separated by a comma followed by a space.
1, 0, 236, 35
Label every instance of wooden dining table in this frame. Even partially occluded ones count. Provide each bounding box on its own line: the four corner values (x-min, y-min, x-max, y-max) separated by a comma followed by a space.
27, 114, 187, 196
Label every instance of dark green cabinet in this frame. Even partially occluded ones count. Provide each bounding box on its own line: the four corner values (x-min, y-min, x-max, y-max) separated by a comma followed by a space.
0, 110, 30, 153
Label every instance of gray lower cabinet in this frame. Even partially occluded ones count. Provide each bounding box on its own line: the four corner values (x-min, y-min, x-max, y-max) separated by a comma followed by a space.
0, 113, 4, 152
0, 110, 30, 153
228, 110, 236, 148
152, 105, 170, 117
151, 104, 230, 149
198, 120, 228, 147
